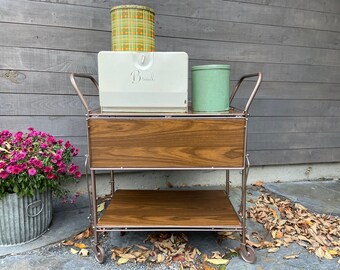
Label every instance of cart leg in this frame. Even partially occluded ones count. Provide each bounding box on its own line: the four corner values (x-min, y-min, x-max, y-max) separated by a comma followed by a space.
94, 244, 105, 264
225, 170, 230, 196
110, 170, 115, 197
90, 170, 106, 263
239, 155, 256, 263
85, 154, 93, 227
240, 243, 256, 263
239, 155, 250, 215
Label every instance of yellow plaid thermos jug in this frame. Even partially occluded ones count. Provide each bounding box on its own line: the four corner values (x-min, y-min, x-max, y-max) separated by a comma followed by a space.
111, 5, 155, 51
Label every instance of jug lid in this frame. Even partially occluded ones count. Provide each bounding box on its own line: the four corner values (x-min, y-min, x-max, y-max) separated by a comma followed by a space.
111, 5, 154, 14
192, 64, 230, 71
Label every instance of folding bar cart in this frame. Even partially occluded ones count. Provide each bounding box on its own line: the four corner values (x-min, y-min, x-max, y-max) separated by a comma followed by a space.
70, 72, 262, 264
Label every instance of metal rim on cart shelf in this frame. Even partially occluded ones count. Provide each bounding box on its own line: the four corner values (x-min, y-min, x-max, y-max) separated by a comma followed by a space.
240, 244, 257, 264
94, 245, 105, 264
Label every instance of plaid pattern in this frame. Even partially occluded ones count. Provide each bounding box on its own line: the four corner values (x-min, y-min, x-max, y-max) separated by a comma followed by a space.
111, 5, 155, 51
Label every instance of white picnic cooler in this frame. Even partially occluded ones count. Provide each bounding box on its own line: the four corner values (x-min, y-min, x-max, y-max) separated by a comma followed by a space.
98, 51, 188, 112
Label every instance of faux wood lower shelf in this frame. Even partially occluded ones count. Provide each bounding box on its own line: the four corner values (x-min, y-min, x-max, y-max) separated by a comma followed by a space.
97, 190, 241, 230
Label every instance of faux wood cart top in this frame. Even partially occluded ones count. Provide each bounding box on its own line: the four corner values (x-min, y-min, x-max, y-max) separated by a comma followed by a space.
86, 108, 247, 170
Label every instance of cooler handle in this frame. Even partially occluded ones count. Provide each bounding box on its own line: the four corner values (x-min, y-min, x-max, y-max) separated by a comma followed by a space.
229, 72, 263, 114
70, 73, 99, 114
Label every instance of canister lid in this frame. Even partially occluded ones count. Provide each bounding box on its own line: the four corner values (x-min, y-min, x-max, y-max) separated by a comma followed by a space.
111, 5, 154, 14
192, 64, 230, 71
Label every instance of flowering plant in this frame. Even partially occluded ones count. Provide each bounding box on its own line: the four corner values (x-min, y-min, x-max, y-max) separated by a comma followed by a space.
0, 128, 81, 199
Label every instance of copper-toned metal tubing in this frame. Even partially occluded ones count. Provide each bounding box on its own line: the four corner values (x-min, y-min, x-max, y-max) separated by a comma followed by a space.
225, 170, 230, 196
91, 170, 99, 245
84, 154, 93, 225
241, 155, 250, 244
110, 170, 115, 196
229, 72, 263, 114
70, 73, 99, 113
96, 227, 243, 232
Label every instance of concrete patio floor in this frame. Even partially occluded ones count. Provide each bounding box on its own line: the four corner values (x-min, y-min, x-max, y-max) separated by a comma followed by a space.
0, 179, 339, 269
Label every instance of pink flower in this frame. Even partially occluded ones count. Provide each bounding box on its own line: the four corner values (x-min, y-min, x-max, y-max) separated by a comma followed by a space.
47, 172, 55, 179
28, 168, 37, 176
74, 171, 82, 178
40, 143, 48, 149
46, 136, 55, 144
6, 166, 13, 173
68, 164, 78, 174
71, 148, 79, 157
13, 132, 23, 143
0, 171, 9, 179
32, 158, 43, 168
43, 166, 53, 173
11, 165, 21, 175
65, 141, 71, 149
0, 161, 6, 169
16, 151, 27, 160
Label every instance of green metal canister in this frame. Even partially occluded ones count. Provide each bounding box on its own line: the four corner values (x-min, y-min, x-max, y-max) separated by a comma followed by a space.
111, 5, 155, 52
191, 64, 230, 112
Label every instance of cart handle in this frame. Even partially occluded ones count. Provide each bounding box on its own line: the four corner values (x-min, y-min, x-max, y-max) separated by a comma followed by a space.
70, 73, 99, 114
229, 72, 263, 114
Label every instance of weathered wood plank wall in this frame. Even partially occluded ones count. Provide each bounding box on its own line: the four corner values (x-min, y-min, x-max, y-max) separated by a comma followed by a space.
0, 0, 339, 168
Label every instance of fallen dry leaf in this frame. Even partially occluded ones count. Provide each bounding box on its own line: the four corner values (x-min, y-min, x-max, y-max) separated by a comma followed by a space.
248, 192, 340, 259
156, 253, 165, 263
323, 250, 333, 260
135, 244, 148, 250
70, 248, 79, 255
206, 258, 229, 265
253, 181, 264, 187
328, 249, 338, 255
79, 248, 89, 257
315, 247, 325, 259
74, 243, 88, 249
97, 202, 105, 212
62, 240, 74, 246
119, 253, 136, 259
117, 258, 129, 265
74, 228, 92, 240
268, 248, 279, 253
283, 254, 299, 259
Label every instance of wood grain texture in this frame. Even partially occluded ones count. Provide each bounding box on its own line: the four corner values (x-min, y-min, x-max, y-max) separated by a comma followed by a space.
225, 0, 340, 14
233, 99, 340, 117
0, 93, 99, 115
251, 148, 340, 165
0, 70, 98, 95
20, 0, 339, 31
0, 22, 110, 52
97, 190, 241, 228
248, 132, 340, 151
113, 0, 340, 32
155, 16, 340, 50
157, 37, 340, 67
0, 47, 97, 73
0, 116, 87, 136
89, 118, 246, 168
29, 0, 340, 15
249, 117, 340, 133
2, 18, 339, 52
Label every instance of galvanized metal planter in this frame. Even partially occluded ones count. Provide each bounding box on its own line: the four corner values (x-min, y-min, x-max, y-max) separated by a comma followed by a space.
0, 189, 52, 246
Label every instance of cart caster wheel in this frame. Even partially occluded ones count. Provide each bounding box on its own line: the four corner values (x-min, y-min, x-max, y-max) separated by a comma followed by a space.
94, 245, 105, 264
240, 244, 256, 264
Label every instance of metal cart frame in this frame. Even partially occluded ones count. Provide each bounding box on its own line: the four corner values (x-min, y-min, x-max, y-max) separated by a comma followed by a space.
70, 72, 262, 264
